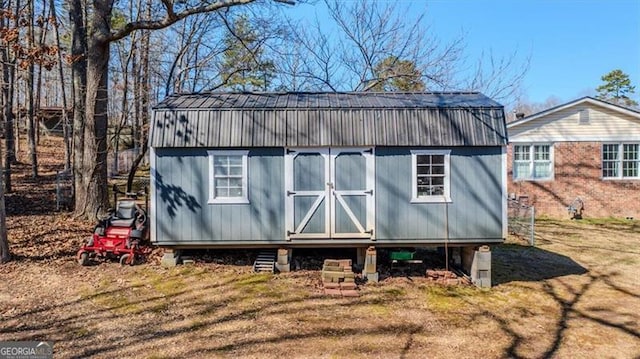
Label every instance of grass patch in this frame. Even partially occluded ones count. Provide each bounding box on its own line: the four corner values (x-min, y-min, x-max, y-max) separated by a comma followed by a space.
234, 273, 272, 286
422, 284, 483, 311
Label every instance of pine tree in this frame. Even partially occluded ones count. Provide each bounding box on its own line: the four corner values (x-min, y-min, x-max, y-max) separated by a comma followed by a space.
596, 69, 638, 107
368, 56, 425, 92
220, 15, 275, 91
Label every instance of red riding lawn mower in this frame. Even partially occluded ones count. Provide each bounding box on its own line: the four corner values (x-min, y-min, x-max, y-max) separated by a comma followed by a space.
77, 185, 152, 266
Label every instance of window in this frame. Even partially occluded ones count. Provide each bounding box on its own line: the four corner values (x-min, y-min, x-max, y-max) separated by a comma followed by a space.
411, 150, 451, 203
208, 150, 249, 204
512, 144, 553, 180
602, 143, 639, 179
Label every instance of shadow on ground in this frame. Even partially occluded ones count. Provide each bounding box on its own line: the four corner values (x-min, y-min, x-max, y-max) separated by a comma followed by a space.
492, 243, 587, 285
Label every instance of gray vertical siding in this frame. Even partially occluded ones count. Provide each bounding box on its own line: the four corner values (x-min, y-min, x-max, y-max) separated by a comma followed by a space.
153, 146, 503, 244
375, 147, 503, 240
154, 148, 284, 243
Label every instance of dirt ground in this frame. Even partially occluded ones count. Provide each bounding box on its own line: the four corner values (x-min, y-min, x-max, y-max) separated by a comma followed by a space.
0, 138, 639, 358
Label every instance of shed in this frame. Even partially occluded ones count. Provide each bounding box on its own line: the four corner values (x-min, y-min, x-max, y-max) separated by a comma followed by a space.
150, 92, 507, 285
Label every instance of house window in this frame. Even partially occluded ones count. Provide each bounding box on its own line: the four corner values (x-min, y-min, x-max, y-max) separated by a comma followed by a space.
208, 150, 249, 204
513, 144, 553, 180
602, 143, 639, 179
411, 150, 451, 203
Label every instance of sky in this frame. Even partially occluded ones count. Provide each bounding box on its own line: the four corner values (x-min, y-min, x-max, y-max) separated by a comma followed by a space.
288, 0, 640, 105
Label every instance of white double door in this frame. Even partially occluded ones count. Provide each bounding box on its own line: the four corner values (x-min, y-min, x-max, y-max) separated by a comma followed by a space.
285, 148, 375, 240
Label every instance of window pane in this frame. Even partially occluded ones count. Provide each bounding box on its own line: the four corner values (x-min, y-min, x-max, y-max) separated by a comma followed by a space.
213, 156, 228, 166
215, 187, 229, 198
228, 156, 243, 165
623, 144, 639, 160
514, 162, 530, 179
228, 166, 243, 176
431, 186, 444, 195
417, 176, 429, 185
534, 145, 550, 160
533, 162, 550, 178
623, 161, 638, 177
228, 178, 242, 188
417, 166, 431, 175
416, 155, 429, 165
214, 165, 228, 176
215, 178, 229, 188
602, 161, 618, 178
514, 146, 529, 161
603, 144, 618, 160
432, 165, 445, 175
432, 155, 444, 164
417, 186, 429, 197
229, 187, 243, 197
432, 176, 444, 186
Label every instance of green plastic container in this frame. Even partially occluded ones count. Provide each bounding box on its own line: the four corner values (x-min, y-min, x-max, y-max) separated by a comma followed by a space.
390, 251, 415, 261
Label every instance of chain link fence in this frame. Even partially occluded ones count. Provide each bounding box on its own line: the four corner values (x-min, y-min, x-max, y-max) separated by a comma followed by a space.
508, 199, 535, 246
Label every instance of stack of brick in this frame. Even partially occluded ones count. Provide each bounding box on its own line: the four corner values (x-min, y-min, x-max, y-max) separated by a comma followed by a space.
322, 259, 359, 297
425, 269, 471, 285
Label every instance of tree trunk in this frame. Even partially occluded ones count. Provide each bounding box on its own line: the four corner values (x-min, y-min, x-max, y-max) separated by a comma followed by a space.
0, 140, 8, 263
77, 0, 112, 218
70, 0, 87, 214
50, 0, 71, 171
1, 16, 13, 193
5, 0, 19, 168
26, 0, 38, 178
125, 0, 151, 192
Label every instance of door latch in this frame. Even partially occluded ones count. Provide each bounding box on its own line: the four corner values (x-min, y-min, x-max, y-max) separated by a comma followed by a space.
326, 182, 334, 188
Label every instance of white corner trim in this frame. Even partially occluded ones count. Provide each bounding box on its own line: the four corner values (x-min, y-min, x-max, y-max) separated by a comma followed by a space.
501, 146, 508, 240
149, 147, 157, 243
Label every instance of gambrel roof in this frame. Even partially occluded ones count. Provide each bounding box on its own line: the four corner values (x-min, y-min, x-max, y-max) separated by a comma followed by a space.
150, 92, 507, 148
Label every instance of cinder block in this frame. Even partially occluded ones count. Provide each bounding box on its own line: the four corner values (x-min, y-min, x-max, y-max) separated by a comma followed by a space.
364, 246, 377, 274
343, 277, 355, 283
343, 272, 355, 279
339, 282, 357, 290
322, 273, 343, 282
160, 249, 181, 268
322, 265, 344, 272
275, 263, 290, 273
340, 289, 359, 297
324, 259, 342, 267
323, 282, 341, 289
324, 288, 342, 296
277, 248, 291, 265
337, 259, 352, 268
365, 272, 379, 283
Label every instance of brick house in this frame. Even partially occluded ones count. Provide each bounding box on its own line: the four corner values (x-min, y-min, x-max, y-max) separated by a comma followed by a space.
507, 96, 640, 218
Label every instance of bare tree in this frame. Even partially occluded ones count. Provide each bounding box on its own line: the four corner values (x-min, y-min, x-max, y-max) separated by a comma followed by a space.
286, 0, 465, 92
50, 0, 71, 171
70, 0, 294, 219
0, 152, 7, 263
0, 0, 19, 193
465, 48, 531, 105
280, 0, 528, 107
25, 0, 37, 178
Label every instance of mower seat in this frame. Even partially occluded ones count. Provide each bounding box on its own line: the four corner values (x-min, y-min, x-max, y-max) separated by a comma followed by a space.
110, 200, 137, 227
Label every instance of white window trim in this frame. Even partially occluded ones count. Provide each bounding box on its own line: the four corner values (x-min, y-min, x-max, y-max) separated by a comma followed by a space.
602, 143, 640, 180
208, 150, 249, 204
512, 143, 554, 181
410, 149, 452, 203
